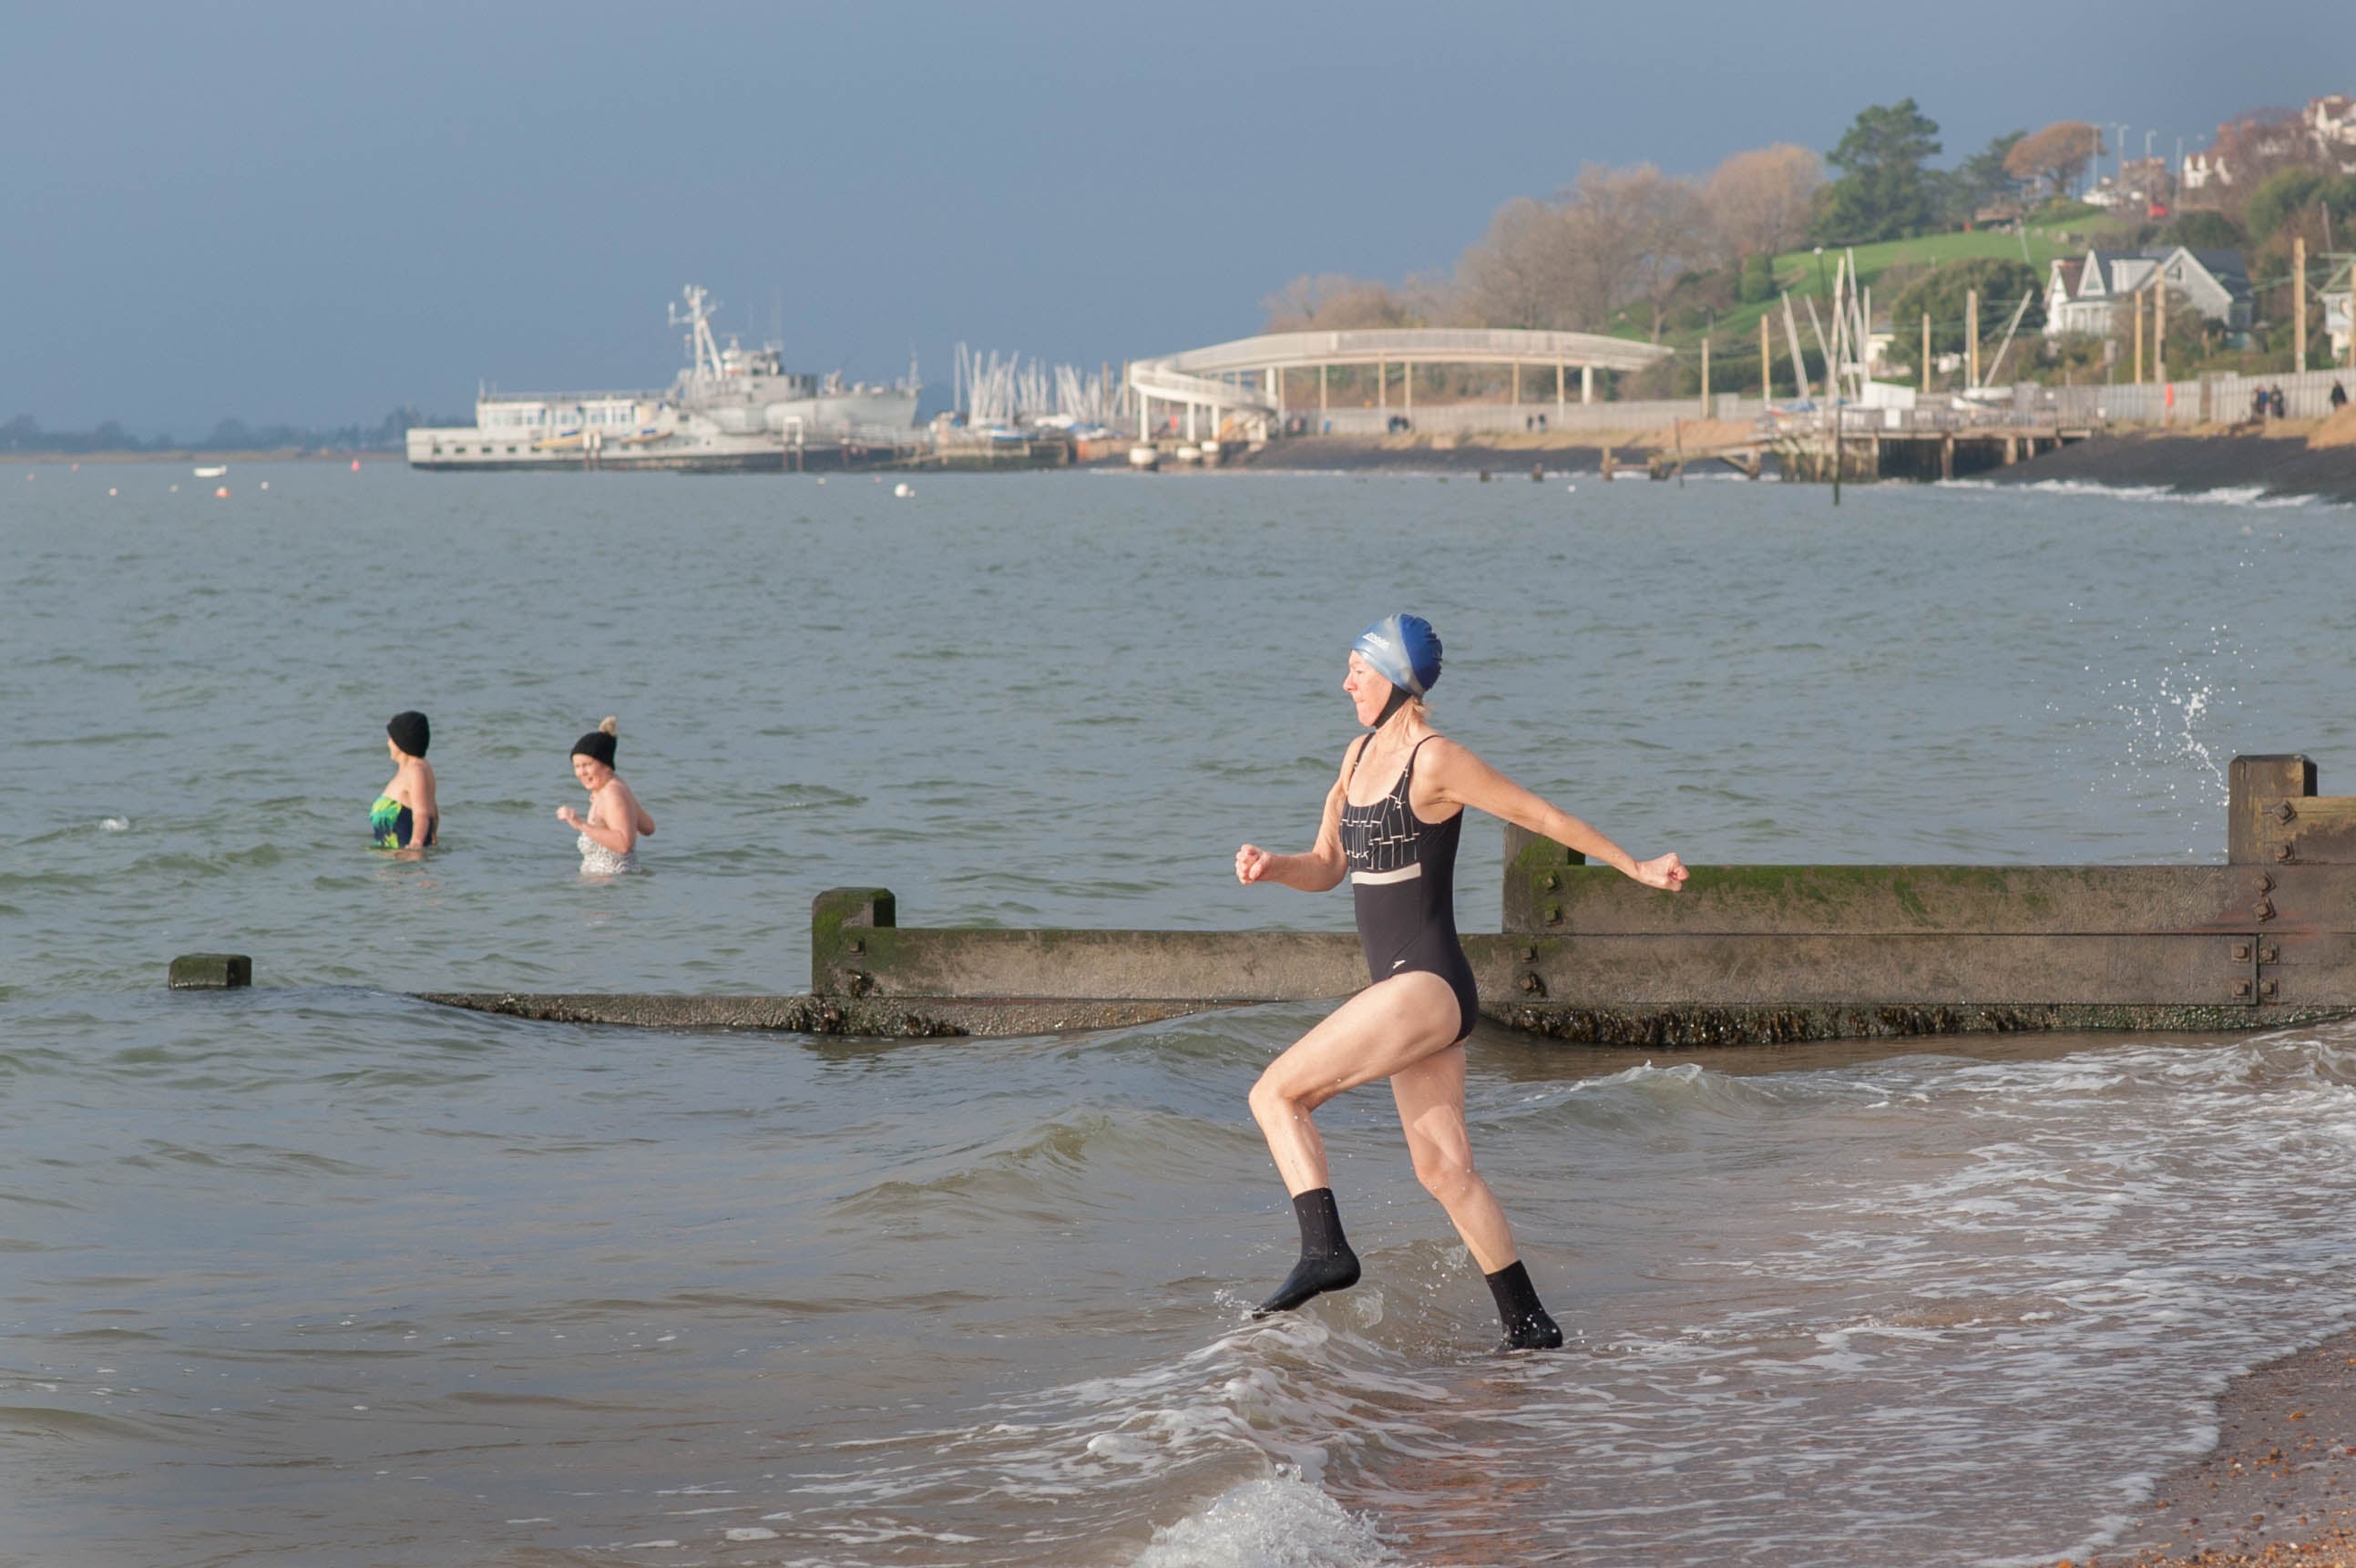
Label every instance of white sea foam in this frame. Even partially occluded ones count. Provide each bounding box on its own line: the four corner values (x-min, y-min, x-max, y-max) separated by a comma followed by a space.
1131, 1473, 1399, 1568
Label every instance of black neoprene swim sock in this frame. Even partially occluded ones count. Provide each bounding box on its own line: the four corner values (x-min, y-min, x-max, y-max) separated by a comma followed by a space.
1252, 1187, 1361, 1317
1485, 1259, 1564, 1350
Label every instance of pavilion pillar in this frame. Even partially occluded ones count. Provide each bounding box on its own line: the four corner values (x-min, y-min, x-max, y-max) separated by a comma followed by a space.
1582, 364, 1595, 405
1378, 362, 1387, 413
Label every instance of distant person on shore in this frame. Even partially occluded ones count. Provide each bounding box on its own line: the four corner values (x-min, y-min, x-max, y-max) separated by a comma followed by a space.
558, 717, 652, 876
1232, 615, 1686, 1350
2253, 386, 2270, 422
373, 711, 438, 853
2331, 380, 2348, 411
2270, 385, 2287, 420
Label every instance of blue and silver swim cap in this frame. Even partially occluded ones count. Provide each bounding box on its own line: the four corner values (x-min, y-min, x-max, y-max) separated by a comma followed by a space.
1350, 613, 1442, 696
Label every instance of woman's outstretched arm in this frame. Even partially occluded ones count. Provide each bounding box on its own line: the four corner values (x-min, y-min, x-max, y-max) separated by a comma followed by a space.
1422, 738, 1686, 891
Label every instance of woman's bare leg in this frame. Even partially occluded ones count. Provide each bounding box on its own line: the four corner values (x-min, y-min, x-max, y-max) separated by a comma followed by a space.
1392, 1048, 1563, 1349
1246, 974, 1460, 1315
1389, 1046, 1518, 1271
1248, 973, 1462, 1194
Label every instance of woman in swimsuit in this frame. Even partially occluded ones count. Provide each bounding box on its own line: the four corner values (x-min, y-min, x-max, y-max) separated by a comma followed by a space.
1234, 615, 1686, 1349
558, 718, 653, 876
372, 711, 438, 854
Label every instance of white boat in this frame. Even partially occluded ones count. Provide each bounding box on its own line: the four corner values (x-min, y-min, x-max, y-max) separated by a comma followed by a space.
192, 465, 227, 478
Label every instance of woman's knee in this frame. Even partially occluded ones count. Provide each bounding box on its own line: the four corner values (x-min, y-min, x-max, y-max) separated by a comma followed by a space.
1414, 1147, 1479, 1204
1248, 1071, 1297, 1124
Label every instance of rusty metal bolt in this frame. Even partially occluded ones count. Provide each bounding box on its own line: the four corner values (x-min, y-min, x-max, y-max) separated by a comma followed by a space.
2259, 979, 2279, 1000
1519, 973, 1546, 997
2234, 979, 2254, 999
1521, 946, 1537, 961
1542, 872, 1560, 890
2256, 898, 2277, 922
1544, 905, 1562, 925
2276, 844, 2297, 863
849, 938, 865, 955
2276, 800, 2299, 824
2260, 944, 2279, 964
2233, 943, 2252, 962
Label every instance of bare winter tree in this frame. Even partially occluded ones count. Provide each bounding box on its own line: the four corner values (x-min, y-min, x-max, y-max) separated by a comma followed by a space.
1704, 143, 1825, 261
1455, 197, 1582, 329
1616, 166, 1713, 341
1262, 274, 1426, 332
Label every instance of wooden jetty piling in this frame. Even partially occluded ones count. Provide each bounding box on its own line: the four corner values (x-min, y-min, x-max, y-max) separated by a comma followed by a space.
408, 754, 2356, 1047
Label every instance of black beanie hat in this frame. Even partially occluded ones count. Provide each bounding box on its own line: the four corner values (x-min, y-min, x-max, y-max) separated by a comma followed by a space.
387, 711, 430, 757
571, 716, 619, 768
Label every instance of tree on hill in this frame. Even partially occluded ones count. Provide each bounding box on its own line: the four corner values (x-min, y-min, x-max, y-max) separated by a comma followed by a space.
2160, 210, 2245, 250
1941, 129, 2027, 224
1884, 257, 2044, 356
2004, 121, 2103, 200
1816, 99, 1942, 242
2243, 165, 2356, 244
1704, 143, 1824, 263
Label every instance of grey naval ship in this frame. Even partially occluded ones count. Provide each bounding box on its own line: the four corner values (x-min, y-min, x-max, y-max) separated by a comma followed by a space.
407, 286, 919, 472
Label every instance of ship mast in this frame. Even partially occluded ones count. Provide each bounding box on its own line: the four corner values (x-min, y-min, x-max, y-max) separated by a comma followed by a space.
670, 285, 723, 385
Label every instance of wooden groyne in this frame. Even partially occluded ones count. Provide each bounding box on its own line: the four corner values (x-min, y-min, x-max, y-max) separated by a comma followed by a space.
387, 754, 2356, 1047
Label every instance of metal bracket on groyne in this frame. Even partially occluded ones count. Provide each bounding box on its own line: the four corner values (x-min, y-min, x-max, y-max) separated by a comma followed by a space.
415, 754, 2356, 1046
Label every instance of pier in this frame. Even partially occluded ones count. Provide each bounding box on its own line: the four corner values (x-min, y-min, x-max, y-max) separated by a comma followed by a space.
388, 753, 2356, 1047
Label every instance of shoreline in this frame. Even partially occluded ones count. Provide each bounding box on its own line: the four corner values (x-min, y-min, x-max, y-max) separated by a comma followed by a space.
2090, 1328, 2356, 1566
1996, 414, 2356, 506
9, 447, 394, 466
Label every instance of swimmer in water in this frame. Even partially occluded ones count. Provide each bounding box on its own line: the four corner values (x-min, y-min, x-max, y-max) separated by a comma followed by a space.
372, 710, 438, 855
557, 717, 653, 875
1234, 615, 1686, 1349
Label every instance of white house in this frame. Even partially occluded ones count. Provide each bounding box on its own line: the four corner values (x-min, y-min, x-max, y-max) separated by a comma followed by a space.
2043, 247, 2252, 341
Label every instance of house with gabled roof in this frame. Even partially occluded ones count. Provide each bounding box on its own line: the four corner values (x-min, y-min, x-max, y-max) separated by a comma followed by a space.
2042, 247, 2252, 342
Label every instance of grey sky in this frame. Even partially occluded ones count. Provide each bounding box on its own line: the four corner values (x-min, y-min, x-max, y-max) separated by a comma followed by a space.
5, 1, 2338, 432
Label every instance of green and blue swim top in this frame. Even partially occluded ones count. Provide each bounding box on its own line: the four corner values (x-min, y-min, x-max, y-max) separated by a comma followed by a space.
370, 794, 436, 850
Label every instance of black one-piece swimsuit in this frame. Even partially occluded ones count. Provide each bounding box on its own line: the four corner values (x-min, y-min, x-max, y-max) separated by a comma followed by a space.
1338, 735, 1480, 1042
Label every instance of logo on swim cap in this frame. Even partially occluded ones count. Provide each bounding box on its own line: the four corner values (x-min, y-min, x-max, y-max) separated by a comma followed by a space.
1350, 614, 1441, 696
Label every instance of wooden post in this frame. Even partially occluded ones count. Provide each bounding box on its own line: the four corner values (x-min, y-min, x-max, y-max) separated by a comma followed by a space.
1582, 364, 1594, 405
1378, 360, 1386, 413
1511, 360, 1521, 410
1700, 336, 1711, 415
2155, 282, 2166, 390
1319, 363, 1327, 419
2295, 234, 2308, 375
1761, 314, 1773, 400
2133, 288, 2144, 385
1966, 289, 1980, 388
1921, 312, 1931, 394
1555, 361, 1564, 422
1403, 360, 1412, 415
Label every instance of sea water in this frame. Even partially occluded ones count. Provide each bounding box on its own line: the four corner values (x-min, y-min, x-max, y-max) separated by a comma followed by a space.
5, 462, 2356, 1566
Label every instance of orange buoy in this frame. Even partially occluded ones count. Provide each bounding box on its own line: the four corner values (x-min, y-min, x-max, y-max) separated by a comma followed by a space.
350, 458, 362, 472
214, 486, 230, 498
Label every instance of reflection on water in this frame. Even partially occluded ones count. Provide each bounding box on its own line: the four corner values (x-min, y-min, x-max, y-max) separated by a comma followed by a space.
6, 466, 2356, 1563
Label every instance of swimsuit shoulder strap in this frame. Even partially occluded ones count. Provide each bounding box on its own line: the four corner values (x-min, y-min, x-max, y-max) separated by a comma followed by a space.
1345, 733, 1376, 787
1399, 734, 1439, 791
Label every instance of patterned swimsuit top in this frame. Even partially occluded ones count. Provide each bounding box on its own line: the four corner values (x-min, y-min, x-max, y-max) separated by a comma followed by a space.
1338, 735, 1459, 879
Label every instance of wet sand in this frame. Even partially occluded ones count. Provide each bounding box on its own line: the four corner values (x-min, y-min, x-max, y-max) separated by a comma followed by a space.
2090, 1330, 2356, 1567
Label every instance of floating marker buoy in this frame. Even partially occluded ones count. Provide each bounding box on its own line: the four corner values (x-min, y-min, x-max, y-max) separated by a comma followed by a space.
108, 487, 118, 497
71, 463, 78, 472
259, 481, 269, 490
815, 477, 825, 486
350, 458, 361, 472
1565, 484, 1577, 493
893, 482, 912, 497
169, 484, 179, 492
214, 486, 230, 498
